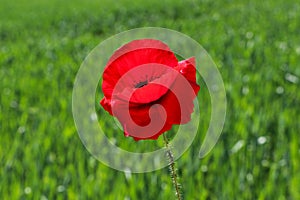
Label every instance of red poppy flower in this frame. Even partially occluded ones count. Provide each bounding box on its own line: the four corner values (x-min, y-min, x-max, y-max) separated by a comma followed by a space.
100, 39, 200, 141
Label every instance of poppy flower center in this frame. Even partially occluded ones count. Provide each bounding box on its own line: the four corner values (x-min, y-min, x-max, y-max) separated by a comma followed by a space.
135, 80, 148, 88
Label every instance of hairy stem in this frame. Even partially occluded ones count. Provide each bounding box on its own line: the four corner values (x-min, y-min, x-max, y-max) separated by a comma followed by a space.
163, 133, 182, 200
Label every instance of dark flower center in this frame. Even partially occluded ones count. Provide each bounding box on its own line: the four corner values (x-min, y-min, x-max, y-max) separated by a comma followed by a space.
135, 80, 148, 88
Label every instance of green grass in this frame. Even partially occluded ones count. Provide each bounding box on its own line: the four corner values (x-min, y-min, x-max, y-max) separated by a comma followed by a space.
1, 0, 300, 199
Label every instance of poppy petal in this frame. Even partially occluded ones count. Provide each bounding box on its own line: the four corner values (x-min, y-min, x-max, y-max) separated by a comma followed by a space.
112, 65, 178, 104
102, 39, 178, 99
111, 100, 170, 139
175, 57, 200, 94
176, 57, 197, 82
100, 97, 112, 115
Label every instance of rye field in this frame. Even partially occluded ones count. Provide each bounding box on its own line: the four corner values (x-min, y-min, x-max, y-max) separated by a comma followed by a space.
0, 0, 300, 199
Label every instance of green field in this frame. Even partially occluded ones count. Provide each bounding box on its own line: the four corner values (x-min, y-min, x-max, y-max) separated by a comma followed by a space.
1, 0, 300, 199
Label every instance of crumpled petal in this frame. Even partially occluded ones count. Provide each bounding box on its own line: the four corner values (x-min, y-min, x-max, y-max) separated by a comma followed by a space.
100, 97, 112, 115
158, 58, 199, 125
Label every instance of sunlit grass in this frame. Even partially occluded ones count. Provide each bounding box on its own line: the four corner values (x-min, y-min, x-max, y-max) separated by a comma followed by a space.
1, 0, 299, 199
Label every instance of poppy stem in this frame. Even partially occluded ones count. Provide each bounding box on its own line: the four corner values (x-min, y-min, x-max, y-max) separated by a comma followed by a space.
163, 133, 182, 200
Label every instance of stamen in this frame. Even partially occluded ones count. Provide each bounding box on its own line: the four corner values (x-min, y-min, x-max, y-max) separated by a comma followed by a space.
135, 80, 148, 88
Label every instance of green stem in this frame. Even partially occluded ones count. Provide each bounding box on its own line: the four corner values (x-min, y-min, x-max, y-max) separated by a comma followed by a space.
163, 133, 182, 200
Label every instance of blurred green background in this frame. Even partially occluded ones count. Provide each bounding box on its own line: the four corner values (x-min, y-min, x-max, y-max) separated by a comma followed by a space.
1, 0, 300, 199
